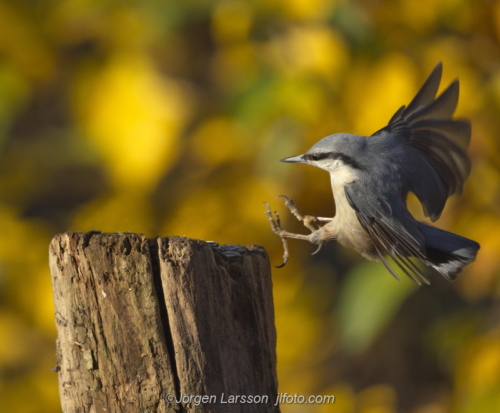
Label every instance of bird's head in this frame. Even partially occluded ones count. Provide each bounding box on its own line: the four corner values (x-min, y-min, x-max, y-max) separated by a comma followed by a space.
281, 133, 367, 173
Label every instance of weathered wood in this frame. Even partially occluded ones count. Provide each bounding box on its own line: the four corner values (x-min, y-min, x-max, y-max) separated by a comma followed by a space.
49, 233, 279, 413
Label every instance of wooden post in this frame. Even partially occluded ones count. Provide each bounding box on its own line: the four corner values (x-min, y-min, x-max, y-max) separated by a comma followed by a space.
49, 233, 279, 413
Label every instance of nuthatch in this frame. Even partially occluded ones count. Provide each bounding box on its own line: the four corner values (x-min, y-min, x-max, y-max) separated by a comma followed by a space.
265, 63, 479, 284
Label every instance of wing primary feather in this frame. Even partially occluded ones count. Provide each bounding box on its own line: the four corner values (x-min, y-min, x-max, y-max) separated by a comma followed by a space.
348, 184, 430, 283
375, 219, 434, 283
372, 241, 402, 282
412, 131, 470, 174
411, 134, 470, 195
407, 80, 459, 122
390, 252, 423, 285
411, 119, 471, 148
359, 215, 421, 283
356, 214, 400, 278
373, 220, 426, 259
388, 105, 406, 125
397, 254, 430, 285
367, 223, 424, 284
403, 62, 442, 117
347, 190, 423, 259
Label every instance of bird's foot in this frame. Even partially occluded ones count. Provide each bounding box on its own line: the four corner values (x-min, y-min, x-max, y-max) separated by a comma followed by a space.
263, 201, 321, 268
277, 195, 332, 232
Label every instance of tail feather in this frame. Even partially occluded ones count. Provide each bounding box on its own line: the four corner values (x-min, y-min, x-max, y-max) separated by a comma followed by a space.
419, 223, 479, 281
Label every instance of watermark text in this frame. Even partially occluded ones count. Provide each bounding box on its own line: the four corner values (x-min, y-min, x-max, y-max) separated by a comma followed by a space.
165, 392, 335, 406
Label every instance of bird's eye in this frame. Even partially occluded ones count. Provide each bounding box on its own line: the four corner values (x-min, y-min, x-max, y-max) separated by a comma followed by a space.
305, 153, 328, 161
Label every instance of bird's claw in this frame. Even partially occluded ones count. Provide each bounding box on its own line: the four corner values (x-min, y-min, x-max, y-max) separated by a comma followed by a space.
264, 197, 330, 267
277, 194, 319, 232
263, 202, 289, 268
311, 243, 323, 255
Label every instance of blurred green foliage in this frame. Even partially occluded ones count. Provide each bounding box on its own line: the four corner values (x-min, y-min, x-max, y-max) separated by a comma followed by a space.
1, 0, 500, 412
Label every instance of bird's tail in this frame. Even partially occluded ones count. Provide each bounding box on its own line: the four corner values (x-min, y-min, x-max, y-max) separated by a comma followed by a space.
419, 222, 479, 281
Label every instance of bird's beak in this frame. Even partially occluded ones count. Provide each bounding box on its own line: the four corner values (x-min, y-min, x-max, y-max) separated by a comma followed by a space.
280, 154, 305, 163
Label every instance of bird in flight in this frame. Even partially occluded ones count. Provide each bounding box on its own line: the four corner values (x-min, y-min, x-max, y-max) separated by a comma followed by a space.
265, 63, 479, 284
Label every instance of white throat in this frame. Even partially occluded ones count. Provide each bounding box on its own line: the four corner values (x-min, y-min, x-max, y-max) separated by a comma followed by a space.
329, 163, 359, 193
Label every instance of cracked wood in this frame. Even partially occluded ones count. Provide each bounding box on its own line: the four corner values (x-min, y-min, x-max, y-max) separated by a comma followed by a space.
49, 233, 279, 413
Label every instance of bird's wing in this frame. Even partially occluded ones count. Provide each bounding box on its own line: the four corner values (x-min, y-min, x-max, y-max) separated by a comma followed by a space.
372, 62, 471, 221
344, 179, 430, 284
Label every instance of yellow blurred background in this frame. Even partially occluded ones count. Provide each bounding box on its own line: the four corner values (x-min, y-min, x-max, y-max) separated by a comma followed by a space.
1, 0, 500, 412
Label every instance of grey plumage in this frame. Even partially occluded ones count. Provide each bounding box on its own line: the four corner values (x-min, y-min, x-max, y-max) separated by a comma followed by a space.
275, 63, 479, 283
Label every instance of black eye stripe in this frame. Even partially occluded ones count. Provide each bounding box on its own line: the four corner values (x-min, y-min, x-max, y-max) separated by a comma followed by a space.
303, 153, 330, 161
303, 152, 365, 170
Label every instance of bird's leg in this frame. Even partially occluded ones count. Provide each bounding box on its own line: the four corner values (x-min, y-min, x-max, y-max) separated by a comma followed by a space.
277, 194, 333, 256
264, 202, 333, 267
277, 195, 332, 232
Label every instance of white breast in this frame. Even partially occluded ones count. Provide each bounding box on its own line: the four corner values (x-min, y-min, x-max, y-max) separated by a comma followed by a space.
328, 166, 375, 258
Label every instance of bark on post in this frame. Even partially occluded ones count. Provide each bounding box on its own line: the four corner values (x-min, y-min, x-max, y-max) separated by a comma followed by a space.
49, 232, 279, 413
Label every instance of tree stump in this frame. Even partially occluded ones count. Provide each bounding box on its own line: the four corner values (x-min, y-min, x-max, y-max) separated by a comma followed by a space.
49, 232, 279, 413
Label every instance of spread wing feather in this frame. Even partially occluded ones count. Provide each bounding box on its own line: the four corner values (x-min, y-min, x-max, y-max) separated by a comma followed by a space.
403, 62, 442, 115
345, 182, 430, 285
372, 62, 472, 221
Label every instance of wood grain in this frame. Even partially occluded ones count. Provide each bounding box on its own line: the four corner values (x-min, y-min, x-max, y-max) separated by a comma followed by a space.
49, 233, 279, 413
